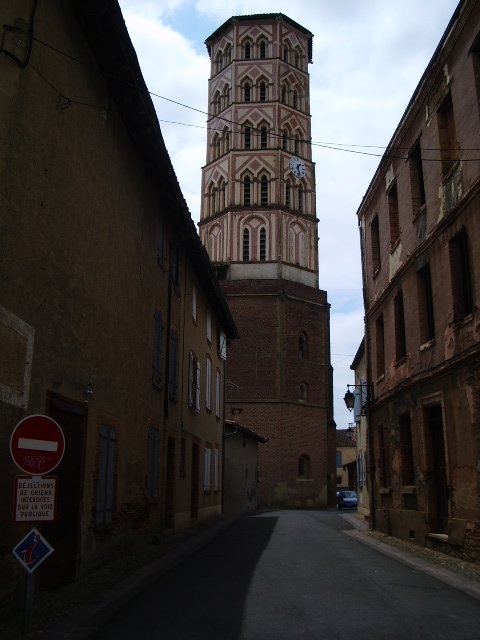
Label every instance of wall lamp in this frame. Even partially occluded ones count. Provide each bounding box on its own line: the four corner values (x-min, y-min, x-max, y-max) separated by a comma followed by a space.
343, 383, 369, 415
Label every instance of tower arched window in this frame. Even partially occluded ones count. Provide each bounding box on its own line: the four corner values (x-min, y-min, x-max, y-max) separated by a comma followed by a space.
209, 184, 216, 216
213, 90, 221, 115
281, 85, 287, 103
244, 41, 251, 59
260, 126, 268, 149
259, 40, 267, 59
282, 129, 289, 151
260, 175, 269, 206
259, 82, 267, 102
243, 228, 250, 261
285, 182, 291, 209
299, 383, 308, 402
225, 44, 232, 65
223, 127, 230, 154
244, 126, 251, 150
215, 51, 222, 73
243, 176, 251, 206
298, 186, 304, 213
298, 454, 310, 478
292, 90, 298, 110
299, 332, 308, 359
260, 227, 267, 261
294, 135, 299, 156
212, 133, 219, 160
283, 45, 289, 62
219, 179, 226, 211
244, 82, 251, 102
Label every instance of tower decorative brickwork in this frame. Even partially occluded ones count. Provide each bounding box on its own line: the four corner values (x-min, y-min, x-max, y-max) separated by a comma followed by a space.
199, 14, 335, 508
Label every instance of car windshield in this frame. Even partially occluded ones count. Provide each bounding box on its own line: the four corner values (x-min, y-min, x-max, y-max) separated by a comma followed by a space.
343, 491, 356, 498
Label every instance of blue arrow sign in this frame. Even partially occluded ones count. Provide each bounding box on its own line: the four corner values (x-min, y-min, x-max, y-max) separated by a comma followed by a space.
13, 528, 54, 573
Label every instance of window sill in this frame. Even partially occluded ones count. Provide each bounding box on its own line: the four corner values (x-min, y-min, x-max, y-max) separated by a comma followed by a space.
420, 339, 435, 352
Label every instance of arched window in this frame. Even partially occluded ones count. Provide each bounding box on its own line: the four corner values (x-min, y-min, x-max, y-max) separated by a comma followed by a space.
244, 126, 251, 149
259, 82, 267, 102
260, 227, 266, 261
294, 49, 300, 68
285, 183, 291, 208
224, 128, 230, 153
260, 126, 268, 149
281, 85, 287, 103
259, 40, 267, 59
243, 228, 250, 260
225, 44, 232, 65
213, 90, 221, 115
294, 135, 299, 156
212, 133, 219, 160
244, 82, 251, 102
283, 44, 289, 62
243, 176, 251, 206
298, 186, 304, 213
215, 51, 222, 73
219, 179, 226, 211
299, 333, 308, 358
244, 41, 251, 59
298, 454, 310, 478
282, 130, 289, 151
209, 185, 216, 216
292, 90, 298, 110
260, 175, 268, 206
299, 382, 308, 401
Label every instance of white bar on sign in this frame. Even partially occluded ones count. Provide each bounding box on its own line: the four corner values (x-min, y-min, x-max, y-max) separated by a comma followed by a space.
18, 438, 58, 452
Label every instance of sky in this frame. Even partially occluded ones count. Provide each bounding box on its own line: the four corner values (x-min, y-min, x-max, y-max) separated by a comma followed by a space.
118, 0, 460, 429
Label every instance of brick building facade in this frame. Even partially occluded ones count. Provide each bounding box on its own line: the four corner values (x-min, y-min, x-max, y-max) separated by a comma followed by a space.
199, 15, 335, 508
358, 0, 480, 561
0, 0, 236, 602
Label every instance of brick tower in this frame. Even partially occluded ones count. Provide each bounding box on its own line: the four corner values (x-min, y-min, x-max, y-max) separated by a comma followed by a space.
199, 14, 335, 508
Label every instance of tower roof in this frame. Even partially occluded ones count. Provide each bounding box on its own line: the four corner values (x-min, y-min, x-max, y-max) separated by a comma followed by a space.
205, 13, 313, 63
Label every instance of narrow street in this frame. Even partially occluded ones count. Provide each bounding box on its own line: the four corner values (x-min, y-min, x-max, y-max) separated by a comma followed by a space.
88, 511, 480, 640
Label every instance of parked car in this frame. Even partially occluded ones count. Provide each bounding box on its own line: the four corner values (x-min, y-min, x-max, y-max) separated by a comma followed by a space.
337, 490, 358, 510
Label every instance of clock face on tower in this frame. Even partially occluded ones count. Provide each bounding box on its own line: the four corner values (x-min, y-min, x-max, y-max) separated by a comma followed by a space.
290, 156, 306, 179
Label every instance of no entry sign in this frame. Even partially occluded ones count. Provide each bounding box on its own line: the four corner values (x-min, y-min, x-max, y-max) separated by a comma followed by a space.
10, 415, 65, 475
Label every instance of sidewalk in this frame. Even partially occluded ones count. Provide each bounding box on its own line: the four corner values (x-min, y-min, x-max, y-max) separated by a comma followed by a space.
3, 510, 480, 640
339, 511, 480, 602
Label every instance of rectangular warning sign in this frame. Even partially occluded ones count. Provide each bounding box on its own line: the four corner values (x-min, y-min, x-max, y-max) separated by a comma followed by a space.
14, 476, 57, 522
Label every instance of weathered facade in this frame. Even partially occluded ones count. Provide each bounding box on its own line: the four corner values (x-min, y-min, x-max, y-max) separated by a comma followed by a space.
0, 0, 236, 601
358, 0, 480, 560
199, 14, 336, 508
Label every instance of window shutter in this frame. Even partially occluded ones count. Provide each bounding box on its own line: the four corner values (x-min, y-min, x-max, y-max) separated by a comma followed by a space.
196, 361, 201, 413
214, 448, 219, 491
188, 351, 194, 406
204, 447, 212, 491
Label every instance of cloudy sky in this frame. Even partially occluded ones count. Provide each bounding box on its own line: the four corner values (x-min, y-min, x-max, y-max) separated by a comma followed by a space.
118, 0, 459, 428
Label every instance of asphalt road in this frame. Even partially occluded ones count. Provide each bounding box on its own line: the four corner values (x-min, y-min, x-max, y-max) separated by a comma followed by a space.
88, 510, 480, 640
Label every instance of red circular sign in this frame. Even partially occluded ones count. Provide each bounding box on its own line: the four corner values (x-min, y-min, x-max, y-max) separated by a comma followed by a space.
10, 415, 65, 475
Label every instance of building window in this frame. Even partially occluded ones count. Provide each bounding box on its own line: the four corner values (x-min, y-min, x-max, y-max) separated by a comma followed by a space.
394, 290, 407, 362
188, 351, 201, 413
152, 310, 163, 388
95, 425, 116, 526
204, 446, 212, 492
371, 214, 381, 275
449, 227, 473, 321
192, 285, 197, 323
299, 382, 308, 401
285, 183, 291, 208
244, 41, 251, 59
388, 180, 399, 248
409, 140, 426, 213
298, 332, 307, 358
243, 227, 250, 261
243, 176, 251, 206
282, 130, 288, 151
260, 227, 266, 261
244, 82, 251, 102
298, 455, 310, 478
206, 311, 212, 343
244, 126, 251, 149
214, 447, 219, 491
281, 85, 287, 103
219, 331, 227, 360
417, 263, 435, 343
292, 90, 298, 110
437, 91, 458, 175
169, 330, 178, 401
259, 40, 266, 59
399, 413, 414, 485
294, 135, 299, 156
215, 369, 221, 418
260, 126, 268, 149
298, 186, 303, 213
205, 356, 212, 411
259, 82, 267, 102
147, 427, 160, 499
260, 175, 269, 206
375, 314, 385, 378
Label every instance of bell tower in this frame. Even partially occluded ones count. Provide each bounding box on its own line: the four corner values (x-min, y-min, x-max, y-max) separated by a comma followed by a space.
199, 14, 335, 508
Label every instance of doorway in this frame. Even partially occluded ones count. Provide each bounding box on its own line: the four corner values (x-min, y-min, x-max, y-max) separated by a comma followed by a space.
424, 404, 448, 533
40, 395, 87, 589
